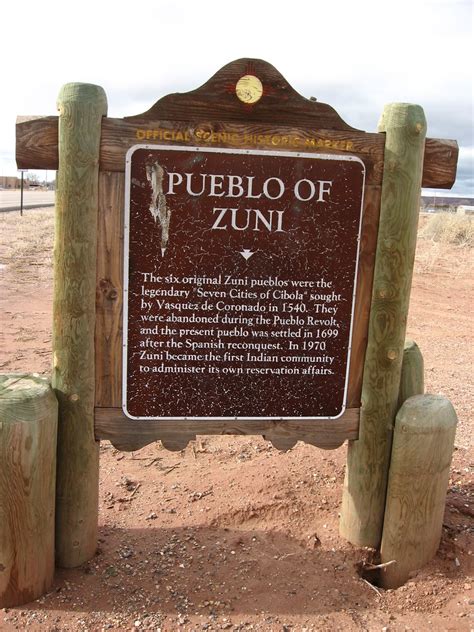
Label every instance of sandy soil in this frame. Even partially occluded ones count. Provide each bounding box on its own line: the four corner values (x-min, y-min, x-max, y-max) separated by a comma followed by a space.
0, 208, 472, 631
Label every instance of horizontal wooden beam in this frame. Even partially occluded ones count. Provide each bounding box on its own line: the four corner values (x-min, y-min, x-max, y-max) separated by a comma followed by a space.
99, 118, 386, 185
16, 115, 458, 189
94, 406, 360, 452
16, 116, 59, 170
421, 138, 458, 189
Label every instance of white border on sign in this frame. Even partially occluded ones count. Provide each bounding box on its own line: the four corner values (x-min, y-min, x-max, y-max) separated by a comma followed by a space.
122, 144, 366, 422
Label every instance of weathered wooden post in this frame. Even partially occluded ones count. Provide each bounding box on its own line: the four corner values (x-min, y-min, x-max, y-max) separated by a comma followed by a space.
0, 374, 57, 607
398, 339, 424, 407
53, 83, 107, 567
380, 394, 457, 588
340, 103, 427, 547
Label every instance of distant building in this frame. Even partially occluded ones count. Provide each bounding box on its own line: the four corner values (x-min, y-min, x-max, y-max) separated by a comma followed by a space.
0, 176, 20, 189
420, 195, 474, 213
0, 176, 52, 190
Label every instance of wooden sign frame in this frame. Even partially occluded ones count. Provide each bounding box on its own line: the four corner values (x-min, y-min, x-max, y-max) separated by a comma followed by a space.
15, 57, 459, 568
95, 62, 385, 452
16, 58, 458, 453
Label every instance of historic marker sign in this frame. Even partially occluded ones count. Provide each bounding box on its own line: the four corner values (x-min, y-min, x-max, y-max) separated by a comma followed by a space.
123, 145, 365, 420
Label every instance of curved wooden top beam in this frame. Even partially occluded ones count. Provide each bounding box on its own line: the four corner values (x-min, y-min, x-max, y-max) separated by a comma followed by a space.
125, 58, 358, 130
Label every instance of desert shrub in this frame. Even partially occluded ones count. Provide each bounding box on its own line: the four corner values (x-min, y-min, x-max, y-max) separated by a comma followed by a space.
419, 212, 474, 247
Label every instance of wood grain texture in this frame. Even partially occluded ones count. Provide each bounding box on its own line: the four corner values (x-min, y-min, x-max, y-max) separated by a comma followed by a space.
99, 118, 384, 184
0, 374, 57, 608
346, 185, 381, 408
126, 58, 357, 130
53, 83, 107, 568
95, 172, 124, 407
16, 115, 59, 170
380, 395, 457, 588
340, 103, 427, 548
397, 339, 424, 409
94, 407, 359, 452
422, 138, 458, 189
15, 114, 457, 189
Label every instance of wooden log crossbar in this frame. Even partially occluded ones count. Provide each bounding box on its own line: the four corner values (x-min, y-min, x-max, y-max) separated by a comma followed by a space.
16, 115, 457, 189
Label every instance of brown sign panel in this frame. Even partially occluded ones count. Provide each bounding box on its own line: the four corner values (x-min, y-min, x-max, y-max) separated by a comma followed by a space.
123, 145, 365, 420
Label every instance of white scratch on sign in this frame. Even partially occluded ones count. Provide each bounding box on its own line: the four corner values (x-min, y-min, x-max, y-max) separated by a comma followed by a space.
146, 162, 172, 255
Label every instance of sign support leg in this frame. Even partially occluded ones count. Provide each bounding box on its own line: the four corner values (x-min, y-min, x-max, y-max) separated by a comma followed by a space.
340, 103, 426, 548
53, 82, 107, 568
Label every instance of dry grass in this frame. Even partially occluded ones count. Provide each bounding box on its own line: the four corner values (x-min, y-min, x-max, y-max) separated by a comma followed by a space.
419, 212, 474, 247
1, 208, 471, 285
0, 208, 54, 279
415, 214, 473, 275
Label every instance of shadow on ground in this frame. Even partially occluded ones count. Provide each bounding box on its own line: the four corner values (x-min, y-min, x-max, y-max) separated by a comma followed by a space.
31, 525, 375, 617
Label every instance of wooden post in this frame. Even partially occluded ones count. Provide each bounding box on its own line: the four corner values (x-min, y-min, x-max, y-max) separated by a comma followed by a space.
0, 374, 57, 607
380, 394, 457, 588
398, 339, 424, 408
340, 104, 427, 547
53, 83, 107, 568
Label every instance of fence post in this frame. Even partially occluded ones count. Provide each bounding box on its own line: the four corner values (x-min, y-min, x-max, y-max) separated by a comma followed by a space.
0, 374, 57, 607
340, 103, 427, 547
380, 394, 457, 588
53, 83, 107, 567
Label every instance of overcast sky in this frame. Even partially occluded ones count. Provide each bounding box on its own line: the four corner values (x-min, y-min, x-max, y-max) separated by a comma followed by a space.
1, 0, 472, 196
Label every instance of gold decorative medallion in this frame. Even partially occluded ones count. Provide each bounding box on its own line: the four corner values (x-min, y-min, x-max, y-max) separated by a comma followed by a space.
235, 75, 263, 104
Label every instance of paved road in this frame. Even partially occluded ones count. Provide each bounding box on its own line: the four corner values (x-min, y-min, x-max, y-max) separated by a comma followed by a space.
0, 190, 55, 211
